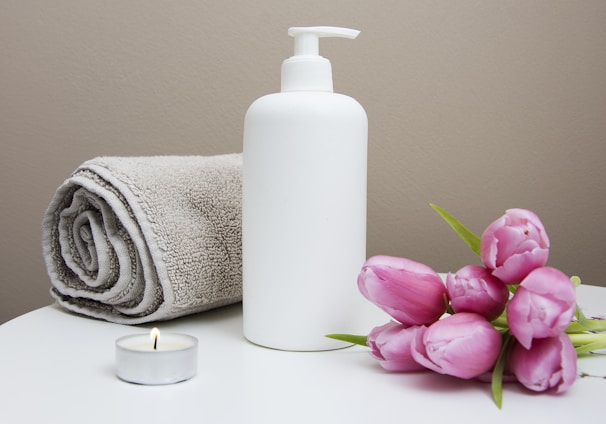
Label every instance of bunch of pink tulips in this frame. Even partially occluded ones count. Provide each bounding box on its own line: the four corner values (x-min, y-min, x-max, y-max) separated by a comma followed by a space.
329, 205, 606, 408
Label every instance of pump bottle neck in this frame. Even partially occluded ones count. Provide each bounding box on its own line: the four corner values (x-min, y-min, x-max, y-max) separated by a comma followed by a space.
280, 26, 360, 93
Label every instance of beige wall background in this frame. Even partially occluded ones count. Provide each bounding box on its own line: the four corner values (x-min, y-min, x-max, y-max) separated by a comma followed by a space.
2, 1, 605, 324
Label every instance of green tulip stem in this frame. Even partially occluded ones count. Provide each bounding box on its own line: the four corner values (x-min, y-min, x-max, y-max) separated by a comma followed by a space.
491, 315, 508, 329
491, 332, 513, 410
566, 318, 606, 334
568, 333, 606, 355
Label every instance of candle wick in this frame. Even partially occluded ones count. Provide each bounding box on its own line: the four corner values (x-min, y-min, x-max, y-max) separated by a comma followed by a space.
153, 335, 158, 351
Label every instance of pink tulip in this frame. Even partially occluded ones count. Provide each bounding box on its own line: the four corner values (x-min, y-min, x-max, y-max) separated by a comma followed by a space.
480, 209, 550, 284
367, 321, 427, 372
411, 312, 502, 379
446, 265, 509, 321
506, 267, 576, 349
357, 256, 447, 326
508, 333, 577, 393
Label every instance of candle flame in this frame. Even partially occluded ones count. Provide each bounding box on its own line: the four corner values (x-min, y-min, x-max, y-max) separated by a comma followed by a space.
150, 327, 160, 342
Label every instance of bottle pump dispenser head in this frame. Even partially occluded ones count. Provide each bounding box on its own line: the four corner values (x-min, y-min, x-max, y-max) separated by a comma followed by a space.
281, 26, 360, 93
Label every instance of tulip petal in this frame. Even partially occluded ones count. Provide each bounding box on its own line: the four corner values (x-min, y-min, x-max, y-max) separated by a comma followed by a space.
446, 265, 509, 321
509, 333, 577, 393
368, 322, 427, 372
492, 247, 549, 284
506, 267, 576, 349
363, 255, 436, 275
480, 209, 550, 284
411, 313, 502, 379
358, 256, 447, 326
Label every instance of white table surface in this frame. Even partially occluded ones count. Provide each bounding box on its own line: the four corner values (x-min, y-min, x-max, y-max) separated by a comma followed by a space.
1, 284, 605, 424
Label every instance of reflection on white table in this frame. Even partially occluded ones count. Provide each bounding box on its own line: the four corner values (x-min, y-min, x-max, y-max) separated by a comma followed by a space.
1, 285, 605, 424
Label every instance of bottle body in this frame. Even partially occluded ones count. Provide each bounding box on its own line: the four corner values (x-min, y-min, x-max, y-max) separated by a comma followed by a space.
242, 91, 369, 351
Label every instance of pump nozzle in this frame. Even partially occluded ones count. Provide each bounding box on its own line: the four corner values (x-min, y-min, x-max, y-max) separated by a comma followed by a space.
281, 26, 360, 92
288, 26, 360, 56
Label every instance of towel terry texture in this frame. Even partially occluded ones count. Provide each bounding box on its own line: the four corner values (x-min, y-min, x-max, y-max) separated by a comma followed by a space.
42, 154, 242, 324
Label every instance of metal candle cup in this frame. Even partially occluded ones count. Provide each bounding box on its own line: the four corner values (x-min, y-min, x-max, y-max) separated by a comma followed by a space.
115, 329, 198, 385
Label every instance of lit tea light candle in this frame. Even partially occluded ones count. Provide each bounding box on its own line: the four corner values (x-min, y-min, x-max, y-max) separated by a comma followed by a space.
115, 328, 198, 385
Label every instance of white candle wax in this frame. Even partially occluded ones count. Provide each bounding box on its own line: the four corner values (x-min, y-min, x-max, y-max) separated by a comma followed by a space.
115, 332, 198, 385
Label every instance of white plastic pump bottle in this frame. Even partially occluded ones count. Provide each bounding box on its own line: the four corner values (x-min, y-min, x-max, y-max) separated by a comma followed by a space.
242, 26, 371, 351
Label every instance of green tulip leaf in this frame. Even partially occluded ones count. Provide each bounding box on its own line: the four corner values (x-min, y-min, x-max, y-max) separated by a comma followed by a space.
430, 203, 481, 256
325, 334, 368, 346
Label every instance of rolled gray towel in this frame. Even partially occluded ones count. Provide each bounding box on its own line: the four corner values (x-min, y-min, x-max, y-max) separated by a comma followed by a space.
42, 154, 242, 324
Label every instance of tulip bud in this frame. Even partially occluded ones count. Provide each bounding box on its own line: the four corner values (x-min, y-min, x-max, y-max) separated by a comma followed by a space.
411, 312, 502, 379
367, 321, 426, 372
357, 256, 447, 326
506, 267, 576, 349
446, 265, 509, 321
508, 333, 577, 393
480, 208, 550, 284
